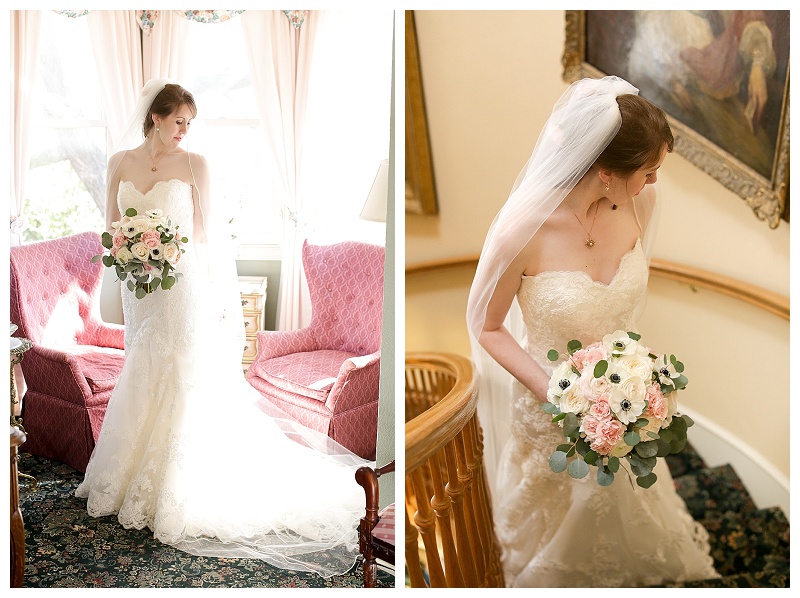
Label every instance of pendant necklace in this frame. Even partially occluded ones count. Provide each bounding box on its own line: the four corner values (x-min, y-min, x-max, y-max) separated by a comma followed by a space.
566, 200, 600, 248
150, 150, 169, 172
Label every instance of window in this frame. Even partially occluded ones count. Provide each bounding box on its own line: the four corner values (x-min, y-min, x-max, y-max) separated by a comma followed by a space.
182, 17, 282, 260
24, 12, 106, 242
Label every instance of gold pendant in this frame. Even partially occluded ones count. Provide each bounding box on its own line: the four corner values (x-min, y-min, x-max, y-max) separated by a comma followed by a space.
585, 238, 595, 248
151, 166, 157, 172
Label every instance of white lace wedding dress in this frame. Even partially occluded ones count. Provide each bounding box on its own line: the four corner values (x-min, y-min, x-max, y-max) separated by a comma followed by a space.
494, 238, 718, 587
76, 179, 367, 578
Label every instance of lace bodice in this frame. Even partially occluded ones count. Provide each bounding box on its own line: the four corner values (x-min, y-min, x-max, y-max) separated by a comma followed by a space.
118, 179, 194, 233
518, 238, 648, 374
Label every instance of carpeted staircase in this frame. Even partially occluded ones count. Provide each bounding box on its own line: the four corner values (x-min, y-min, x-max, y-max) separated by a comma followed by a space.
660, 445, 790, 588
16, 454, 393, 588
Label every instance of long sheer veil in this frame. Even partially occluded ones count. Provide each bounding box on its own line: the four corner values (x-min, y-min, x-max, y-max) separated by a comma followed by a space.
98, 78, 370, 578
465, 76, 662, 490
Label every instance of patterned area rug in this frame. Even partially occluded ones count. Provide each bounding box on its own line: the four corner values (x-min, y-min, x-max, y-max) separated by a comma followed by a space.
18, 454, 394, 588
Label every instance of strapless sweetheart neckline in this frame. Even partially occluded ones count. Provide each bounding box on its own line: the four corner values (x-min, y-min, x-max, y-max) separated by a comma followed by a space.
120, 178, 192, 197
521, 237, 642, 287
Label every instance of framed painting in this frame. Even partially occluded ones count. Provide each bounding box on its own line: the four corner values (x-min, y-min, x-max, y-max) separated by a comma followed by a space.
563, 10, 789, 228
405, 10, 438, 215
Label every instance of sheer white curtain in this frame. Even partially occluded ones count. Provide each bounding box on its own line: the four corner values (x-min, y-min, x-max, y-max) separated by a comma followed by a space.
242, 10, 392, 331
143, 10, 189, 82
241, 10, 318, 330
10, 10, 43, 246
86, 11, 143, 150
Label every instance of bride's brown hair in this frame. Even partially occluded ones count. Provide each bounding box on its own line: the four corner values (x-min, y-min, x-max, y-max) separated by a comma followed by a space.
142, 83, 197, 139
595, 94, 673, 176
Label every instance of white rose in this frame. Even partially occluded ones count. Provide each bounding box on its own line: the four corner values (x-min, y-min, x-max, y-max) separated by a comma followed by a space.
619, 375, 646, 403
124, 217, 150, 238
603, 330, 638, 356
547, 361, 578, 406
579, 369, 611, 401
163, 242, 182, 265
130, 241, 150, 261
115, 246, 133, 264
609, 438, 634, 457
558, 384, 590, 415
618, 353, 653, 381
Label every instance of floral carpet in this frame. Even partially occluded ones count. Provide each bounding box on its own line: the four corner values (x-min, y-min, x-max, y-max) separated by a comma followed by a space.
17, 454, 394, 588
658, 447, 790, 588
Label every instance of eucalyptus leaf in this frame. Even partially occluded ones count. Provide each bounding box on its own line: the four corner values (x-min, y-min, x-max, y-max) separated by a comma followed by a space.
556, 444, 573, 454
673, 374, 689, 390
627, 453, 654, 477
162, 276, 176, 290
135, 286, 146, 299
125, 207, 138, 217
127, 280, 135, 292
646, 431, 660, 440
541, 402, 560, 415
567, 339, 582, 354
634, 441, 659, 459
568, 458, 589, 479
584, 450, 599, 465
681, 414, 695, 428
575, 437, 590, 457
91, 255, 102, 263
607, 456, 620, 473
101, 231, 113, 249
115, 266, 124, 279
596, 466, 614, 486
593, 360, 608, 378
551, 413, 566, 424
656, 439, 672, 457
637, 472, 658, 489
547, 349, 559, 362
549, 451, 568, 473
562, 413, 580, 437
151, 277, 161, 289
634, 417, 649, 428
627, 331, 641, 341
624, 431, 640, 446
102, 255, 115, 268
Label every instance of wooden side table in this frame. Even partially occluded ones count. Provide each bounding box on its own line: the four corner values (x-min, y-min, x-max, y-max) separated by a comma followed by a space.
10, 336, 32, 431
10, 425, 26, 588
239, 276, 268, 375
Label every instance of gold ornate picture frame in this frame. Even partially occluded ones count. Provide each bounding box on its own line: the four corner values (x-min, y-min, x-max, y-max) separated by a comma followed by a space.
563, 10, 789, 228
405, 10, 438, 215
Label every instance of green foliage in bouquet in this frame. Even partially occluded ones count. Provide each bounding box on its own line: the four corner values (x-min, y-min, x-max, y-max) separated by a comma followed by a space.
542, 331, 694, 489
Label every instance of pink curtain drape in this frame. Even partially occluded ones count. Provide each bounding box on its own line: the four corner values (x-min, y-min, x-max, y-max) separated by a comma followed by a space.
86, 11, 144, 151
10, 10, 43, 246
241, 10, 319, 331
143, 10, 190, 82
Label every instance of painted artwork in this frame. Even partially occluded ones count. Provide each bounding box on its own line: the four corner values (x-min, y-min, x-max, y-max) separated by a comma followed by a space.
563, 10, 789, 228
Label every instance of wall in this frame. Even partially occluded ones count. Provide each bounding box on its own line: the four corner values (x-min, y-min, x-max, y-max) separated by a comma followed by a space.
406, 11, 790, 499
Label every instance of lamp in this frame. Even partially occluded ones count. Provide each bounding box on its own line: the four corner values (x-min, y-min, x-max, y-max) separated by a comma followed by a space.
360, 159, 389, 223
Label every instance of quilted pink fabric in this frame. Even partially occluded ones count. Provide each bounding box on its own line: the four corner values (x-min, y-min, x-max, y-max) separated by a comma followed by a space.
373, 503, 395, 545
10, 232, 125, 472
247, 240, 384, 459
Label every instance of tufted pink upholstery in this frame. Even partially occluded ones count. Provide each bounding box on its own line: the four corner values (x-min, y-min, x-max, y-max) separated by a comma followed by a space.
246, 240, 384, 459
10, 232, 125, 472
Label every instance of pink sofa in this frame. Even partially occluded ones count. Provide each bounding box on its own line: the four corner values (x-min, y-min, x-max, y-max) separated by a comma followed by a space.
246, 240, 384, 460
10, 232, 125, 472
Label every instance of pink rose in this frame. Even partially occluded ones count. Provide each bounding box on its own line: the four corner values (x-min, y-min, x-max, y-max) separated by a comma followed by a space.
112, 231, 126, 249
581, 414, 602, 438
645, 382, 667, 419
588, 418, 626, 455
141, 229, 161, 249
589, 397, 612, 420
572, 342, 609, 372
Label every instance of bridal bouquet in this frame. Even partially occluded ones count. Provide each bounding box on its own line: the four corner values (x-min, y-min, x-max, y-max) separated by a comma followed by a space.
93, 208, 187, 299
542, 330, 693, 488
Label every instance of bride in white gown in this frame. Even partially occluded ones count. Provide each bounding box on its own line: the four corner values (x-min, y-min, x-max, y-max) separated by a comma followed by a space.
466, 76, 718, 587
75, 79, 368, 579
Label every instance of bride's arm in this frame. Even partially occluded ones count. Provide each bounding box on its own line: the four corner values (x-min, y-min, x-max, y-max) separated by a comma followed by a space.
105, 151, 125, 233
478, 247, 551, 402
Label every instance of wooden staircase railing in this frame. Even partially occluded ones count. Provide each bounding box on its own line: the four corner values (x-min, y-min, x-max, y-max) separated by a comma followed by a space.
405, 353, 504, 588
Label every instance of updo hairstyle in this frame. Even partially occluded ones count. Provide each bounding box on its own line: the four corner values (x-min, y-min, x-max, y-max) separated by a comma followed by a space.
142, 83, 197, 139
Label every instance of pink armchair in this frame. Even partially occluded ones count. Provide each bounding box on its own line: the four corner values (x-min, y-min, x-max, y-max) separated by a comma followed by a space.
10, 232, 125, 472
246, 240, 384, 460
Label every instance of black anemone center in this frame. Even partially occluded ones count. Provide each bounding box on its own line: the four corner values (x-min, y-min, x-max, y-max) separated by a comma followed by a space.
610, 373, 622, 384
620, 399, 632, 411
614, 341, 625, 350
660, 367, 671, 377
558, 379, 571, 390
